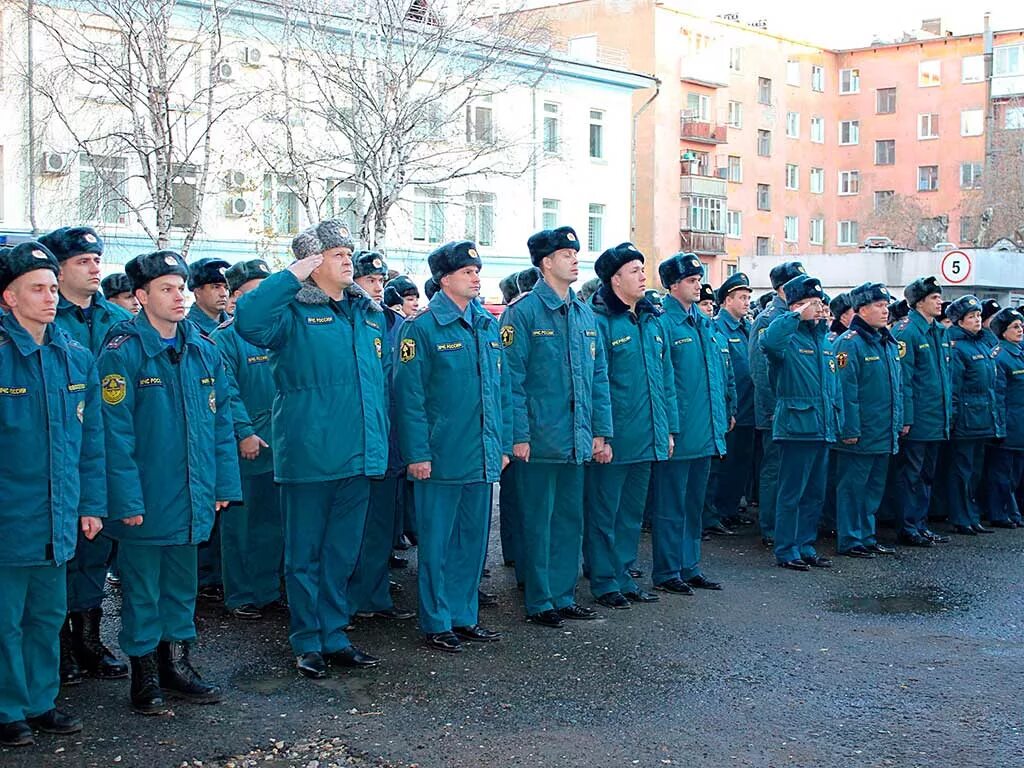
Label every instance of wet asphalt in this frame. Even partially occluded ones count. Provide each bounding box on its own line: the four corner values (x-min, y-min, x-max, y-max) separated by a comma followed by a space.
6, 510, 1024, 768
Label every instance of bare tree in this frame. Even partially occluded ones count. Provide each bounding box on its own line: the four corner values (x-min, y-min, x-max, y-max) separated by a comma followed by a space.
970, 97, 1024, 247
861, 193, 932, 248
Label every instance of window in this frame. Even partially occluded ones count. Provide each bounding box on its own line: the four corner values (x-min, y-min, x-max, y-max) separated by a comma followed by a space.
838, 220, 859, 246
170, 163, 197, 229
786, 60, 800, 86
587, 203, 604, 251
726, 210, 742, 238
876, 87, 896, 114
686, 93, 710, 121
412, 187, 446, 243
464, 192, 494, 246
960, 162, 983, 189
962, 55, 984, 83
757, 77, 772, 105
688, 196, 724, 233
810, 167, 824, 194
589, 109, 604, 159
542, 102, 559, 153
727, 155, 742, 182
756, 183, 770, 211
1006, 106, 1024, 129
918, 165, 939, 192
261, 173, 300, 234
838, 170, 860, 195
874, 190, 895, 210
786, 111, 799, 138
810, 116, 824, 143
757, 129, 771, 157
541, 198, 559, 230
961, 108, 983, 136
918, 113, 939, 139
839, 68, 859, 94
784, 216, 798, 243
809, 218, 824, 245
727, 101, 743, 128
961, 215, 979, 242
79, 154, 128, 225
729, 47, 742, 72
811, 65, 824, 92
325, 180, 360, 235
874, 139, 895, 165
785, 163, 799, 190
726, 263, 739, 278
466, 99, 493, 144
918, 60, 941, 87
839, 120, 859, 145
755, 236, 771, 256
995, 44, 1024, 77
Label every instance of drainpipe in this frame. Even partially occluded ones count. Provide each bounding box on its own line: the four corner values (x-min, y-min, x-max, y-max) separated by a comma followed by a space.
631, 82, 660, 242
983, 12, 994, 179
26, 0, 38, 234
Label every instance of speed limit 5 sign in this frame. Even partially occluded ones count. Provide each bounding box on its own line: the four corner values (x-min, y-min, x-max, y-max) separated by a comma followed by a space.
941, 250, 972, 284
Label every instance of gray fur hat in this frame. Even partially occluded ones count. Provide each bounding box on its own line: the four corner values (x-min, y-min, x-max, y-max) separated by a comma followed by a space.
291, 219, 356, 260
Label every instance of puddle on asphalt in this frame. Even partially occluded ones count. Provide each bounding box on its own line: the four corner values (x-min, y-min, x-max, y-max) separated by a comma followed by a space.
233, 670, 294, 694
828, 586, 968, 616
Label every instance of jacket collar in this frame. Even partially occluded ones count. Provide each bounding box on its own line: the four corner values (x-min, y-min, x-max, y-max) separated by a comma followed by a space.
130, 309, 205, 359
0, 311, 73, 356
947, 324, 981, 342
428, 290, 491, 327
850, 314, 896, 344
295, 280, 383, 312
1002, 339, 1024, 357
719, 309, 746, 332
829, 318, 848, 336
663, 293, 700, 325
534, 278, 581, 312
57, 291, 111, 315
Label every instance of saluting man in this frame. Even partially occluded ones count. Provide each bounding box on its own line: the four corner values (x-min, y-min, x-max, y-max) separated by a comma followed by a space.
394, 241, 510, 651
38, 226, 131, 685
585, 243, 676, 609
97, 250, 241, 715
210, 259, 284, 620
0, 242, 105, 747
234, 220, 389, 679
501, 226, 613, 628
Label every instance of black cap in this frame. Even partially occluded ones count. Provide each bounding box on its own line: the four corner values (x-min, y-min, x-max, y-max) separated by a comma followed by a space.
225, 259, 271, 293
850, 282, 893, 310
658, 252, 703, 289
782, 274, 824, 305
829, 292, 853, 318
981, 298, 1002, 322
38, 226, 103, 262
990, 307, 1024, 339
595, 242, 644, 284
353, 251, 388, 279
428, 240, 482, 282
699, 283, 716, 303
527, 226, 580, 266
383, 275, 419, 307
946, 295, 982, 324
126, 251, 189, 291
0, 241, 60, 293
716, 272, 750, 304
187, 258, 230, 291
770, 261, 806, 289
101, 273, 133, 298
904, 275, 942, 307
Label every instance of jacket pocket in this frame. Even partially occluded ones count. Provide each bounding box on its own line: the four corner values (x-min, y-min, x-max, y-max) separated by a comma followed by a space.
958, 397, 992, 434
782, 398, 821, 437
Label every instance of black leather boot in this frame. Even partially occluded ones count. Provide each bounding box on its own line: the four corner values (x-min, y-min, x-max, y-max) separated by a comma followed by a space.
71, 608, 129, 679
59, 617, 83, 686
157, 641, 223, 703
129, 653, 167, 715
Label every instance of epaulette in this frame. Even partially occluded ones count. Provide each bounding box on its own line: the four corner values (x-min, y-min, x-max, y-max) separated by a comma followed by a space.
214, 316, 235, 332
897, 317, 910, 330
407, 307, 431, 322
847, 330, 859, 337
991, 346, 1001, 358
105, 333, 131, 350
508, 291, 531, 306
0, 329, 10, 348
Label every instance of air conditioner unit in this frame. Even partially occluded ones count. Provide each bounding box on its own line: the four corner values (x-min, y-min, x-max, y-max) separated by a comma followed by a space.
217, 61, 235, 82
242, 46, 263, 66
224, 170, 247, 189
41, 152, 70, 175
225, 196, 252, 217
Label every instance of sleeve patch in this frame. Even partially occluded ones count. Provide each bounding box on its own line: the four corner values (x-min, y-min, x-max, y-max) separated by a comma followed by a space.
837, 352, 849, 369
400, 338, 416, 363
501, 325, 515, 347
101, 374, 127, 405
897, 340, 907, 359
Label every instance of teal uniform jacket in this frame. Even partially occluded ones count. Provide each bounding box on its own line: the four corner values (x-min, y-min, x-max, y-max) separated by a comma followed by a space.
714, 311, 753, 427
186, 303, 229, 334
946, 324, 1005, 440
589, 286, 678, 463
763, 312, 840, 443
833, 318, 904, 455
0, 314, 107, 566
234, 271, 390, 482
994, 340, 1024, 450
97, 311, 241, 544
711, 320, 738, 423
659, 295, 730, 460
211, 317, 274, 477
54, 292, 133, 353
500, 278, 613, 463
749, 295, 788, 429
892, 311, 952, 441
393, 291, 512, 484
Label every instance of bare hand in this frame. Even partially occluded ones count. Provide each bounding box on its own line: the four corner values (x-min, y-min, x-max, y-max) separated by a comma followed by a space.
592, 436, 605, 460
513, 442, 530, 462
239, 434, 269, 461
122, 515, 144, 527
729, 416, 736, 432
408, 461, 432, 480
501, 455, 510, 471
80, 516, 103, 540
842, 437, 859, 444
288, 254, 324, 281
798, 301, 819, 321
668, 434, 675, 459
900, 425, 911, 436
215, 501, 231, 511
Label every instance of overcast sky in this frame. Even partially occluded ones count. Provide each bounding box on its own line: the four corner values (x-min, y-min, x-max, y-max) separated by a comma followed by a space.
703, 0, 1024, 48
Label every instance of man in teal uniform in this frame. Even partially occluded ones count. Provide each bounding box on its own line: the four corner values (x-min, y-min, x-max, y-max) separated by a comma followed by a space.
234, 220, 389, 679
210, 259, 284, 620
0, 242, 105, 747
584, 243, 675, 609
98, 250, 241, 714
988, 308, 1024, 527
763, 274, 839, 571
652, 253, 730, 594
394, 241, 509, 651
833, 283, 903, 557
102, 272, 140, 314
38, 226, 131, 684
892, 277, 952, 546
501, 226, 613, 628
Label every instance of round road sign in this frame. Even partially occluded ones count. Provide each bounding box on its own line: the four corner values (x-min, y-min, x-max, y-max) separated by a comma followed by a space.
941, 250, 972, 284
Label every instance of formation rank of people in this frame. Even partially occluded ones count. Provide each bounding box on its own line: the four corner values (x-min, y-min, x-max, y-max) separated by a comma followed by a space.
2, 222, 1023, 749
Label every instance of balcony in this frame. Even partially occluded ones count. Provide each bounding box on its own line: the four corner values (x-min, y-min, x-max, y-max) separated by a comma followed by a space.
679, 174, 727, 198
679, 230, 726, 255
680, 117, 728, 144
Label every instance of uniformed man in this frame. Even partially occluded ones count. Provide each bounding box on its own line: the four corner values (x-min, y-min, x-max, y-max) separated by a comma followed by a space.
763, 274, 838, 571
583, 243, 675, 609
887, 298, 910, 327
0, 242, 105, 747
394, 240, 509, 651
892, 277, 953, 547
828, 293, 854, 341
384, 275, 421, 317
234, 220, 388, 679
577, 276, 600, 302
101, 273, 140, 314
988, 308, 1024, 527
652, 253, 731, 593
501, 225, 612, 627
497, 271, 526, 575
37, 227, 131, 685
516, 267, 541, 296
697, 283, 716, 318
980, 299, 1001, 348
423, 277, 439, 301
210, 259, 284, 620
943, 295, 1003, 535
749, 261, 805, 547
833, 283, 903, 558
98, 250, 241, 714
